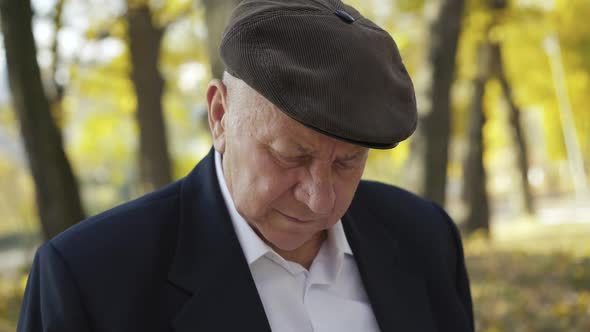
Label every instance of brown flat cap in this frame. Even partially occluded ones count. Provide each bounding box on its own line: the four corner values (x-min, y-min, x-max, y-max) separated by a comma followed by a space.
220, 0, 417, 149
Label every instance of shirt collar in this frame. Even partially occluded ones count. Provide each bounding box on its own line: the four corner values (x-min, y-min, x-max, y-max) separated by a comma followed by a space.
215, 151, 269, 264
214, 151, 353, 266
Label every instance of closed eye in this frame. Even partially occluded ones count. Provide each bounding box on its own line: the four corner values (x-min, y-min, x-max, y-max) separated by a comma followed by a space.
334, 152, 367, 170
269, 149, 309, 168
334, 159, 358, 170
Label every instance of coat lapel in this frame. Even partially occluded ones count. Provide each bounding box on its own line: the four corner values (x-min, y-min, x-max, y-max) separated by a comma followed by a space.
342, 212, 437, 332
166, 149, 271, 332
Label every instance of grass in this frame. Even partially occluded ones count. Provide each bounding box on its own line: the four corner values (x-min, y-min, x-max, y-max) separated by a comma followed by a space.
465, 222, 590, 332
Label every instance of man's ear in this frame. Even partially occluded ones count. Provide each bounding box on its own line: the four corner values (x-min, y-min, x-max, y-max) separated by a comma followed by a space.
206, 79, 229, 153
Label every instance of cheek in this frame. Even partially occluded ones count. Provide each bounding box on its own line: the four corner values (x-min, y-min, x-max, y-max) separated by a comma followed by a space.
234, 154, 298, 217
332, 173, 363, 215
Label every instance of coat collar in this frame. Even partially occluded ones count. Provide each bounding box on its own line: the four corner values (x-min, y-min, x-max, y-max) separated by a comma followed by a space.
342, 212, 436, 332
166, 148, 435, 332
167, 148, 271, 331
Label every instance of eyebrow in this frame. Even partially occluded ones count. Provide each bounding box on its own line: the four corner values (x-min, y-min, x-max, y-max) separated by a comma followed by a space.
271, 137, 366, 160
292, 142, 314, 155
339, 149, 367, 161
288, 140, 366, 160
271, 139, 313, 155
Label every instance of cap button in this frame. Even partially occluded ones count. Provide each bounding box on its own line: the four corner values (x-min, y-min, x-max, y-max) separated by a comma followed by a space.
334, 9, 355, 23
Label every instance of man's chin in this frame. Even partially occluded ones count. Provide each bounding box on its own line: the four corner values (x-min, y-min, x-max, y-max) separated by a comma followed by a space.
263, 230, 326, 253
264, 234, 309, 252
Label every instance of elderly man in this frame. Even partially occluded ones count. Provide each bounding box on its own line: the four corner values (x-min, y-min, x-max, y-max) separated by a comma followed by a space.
18, 0, 473, 331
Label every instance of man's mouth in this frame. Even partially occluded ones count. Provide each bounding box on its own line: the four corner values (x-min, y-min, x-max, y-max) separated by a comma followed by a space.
277, 211, 315, 224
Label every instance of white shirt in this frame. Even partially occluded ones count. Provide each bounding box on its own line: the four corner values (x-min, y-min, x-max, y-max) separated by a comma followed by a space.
215, 152, 380, 332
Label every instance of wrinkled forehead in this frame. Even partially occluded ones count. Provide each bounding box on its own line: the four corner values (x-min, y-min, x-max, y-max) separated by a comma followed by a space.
223, 72, 266, 110
223, 72, 282, 127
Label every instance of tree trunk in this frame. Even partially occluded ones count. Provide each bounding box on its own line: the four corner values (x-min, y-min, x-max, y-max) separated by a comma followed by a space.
491, 43, 535, 215
408, 0, 465, 206
202, 0, 241, 79
0, 0, 85, 240
462, 42, 491, 235
48, 0, 66, 129
127, 5, 172, 193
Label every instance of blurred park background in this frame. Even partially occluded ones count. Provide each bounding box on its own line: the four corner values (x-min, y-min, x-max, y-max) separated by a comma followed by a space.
0, 0, 588, 330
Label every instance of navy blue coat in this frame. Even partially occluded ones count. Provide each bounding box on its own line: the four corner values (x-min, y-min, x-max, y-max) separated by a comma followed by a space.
17, 149, 474, 331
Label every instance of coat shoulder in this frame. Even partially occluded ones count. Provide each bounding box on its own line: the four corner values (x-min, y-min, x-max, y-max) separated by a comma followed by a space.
47, 180, 182, 300
351, 180, 461, 274
51, 179, 182, 258
36, 180, 186, 329
351, 181, 474, 330
352, 180, 450, 230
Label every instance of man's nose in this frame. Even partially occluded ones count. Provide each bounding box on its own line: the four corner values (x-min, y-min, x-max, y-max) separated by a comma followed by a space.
295, 163, 336, 215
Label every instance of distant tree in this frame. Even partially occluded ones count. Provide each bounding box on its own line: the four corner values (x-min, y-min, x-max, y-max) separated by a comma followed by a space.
492, 43, 535, 215
21, 0, 67, 131
0, 0, 85, 239
462, 41, 492, 235
462, 42, 534, 236
462, 0, 536, 234
408, 0, 465, 206
126, 3, 172, 192
47, 0, 67, 130
88, 1, 197, 193
202, 0, 241, 79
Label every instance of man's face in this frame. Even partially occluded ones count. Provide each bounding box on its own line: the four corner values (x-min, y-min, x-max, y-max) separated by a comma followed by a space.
207, 77, 368, 252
